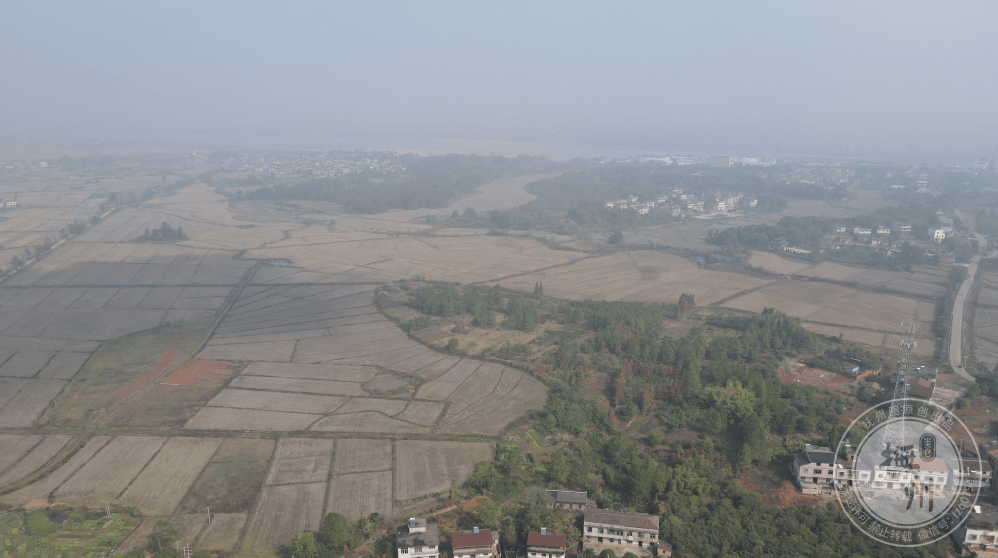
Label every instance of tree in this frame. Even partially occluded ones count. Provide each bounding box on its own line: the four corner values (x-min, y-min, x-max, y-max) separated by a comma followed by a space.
287, 532, 319, 558
608, 229, 624, 245
479, 499, 501, 528
192, 552, 210, 558
147, 519, 178, 552
10, 255, 21, 269
446, 338, 459, 352
320, 512, 350, 551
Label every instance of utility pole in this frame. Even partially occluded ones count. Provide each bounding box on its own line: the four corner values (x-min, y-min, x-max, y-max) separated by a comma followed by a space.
207, 506, 211, 524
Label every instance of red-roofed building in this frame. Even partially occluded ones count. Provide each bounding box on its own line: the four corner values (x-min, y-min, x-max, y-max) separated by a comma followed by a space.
527, 529, 566, 558
451, 528, 498, 558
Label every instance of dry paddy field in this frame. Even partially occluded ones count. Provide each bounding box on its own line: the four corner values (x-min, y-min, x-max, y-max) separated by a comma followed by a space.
188, 284, 546, 436
719, 280, 936, 354
972, 272, 998, 366
496, 250, 767, 306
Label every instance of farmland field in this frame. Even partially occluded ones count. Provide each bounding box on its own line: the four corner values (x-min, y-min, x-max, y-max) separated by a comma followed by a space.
118, 437, 222, 515
55, 435, 166, 503
0, 156, 943, 557
394, 440, 493, 501
244, 482, 327, 553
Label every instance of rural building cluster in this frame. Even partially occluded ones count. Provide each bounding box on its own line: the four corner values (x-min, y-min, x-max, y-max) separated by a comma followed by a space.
790, 443, 998, 553
397, 503, 670, 558
604, 189, 758, 217
232, 151, 406, 177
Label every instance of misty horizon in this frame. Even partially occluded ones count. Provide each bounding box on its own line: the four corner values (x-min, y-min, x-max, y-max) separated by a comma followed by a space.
2, 2, 997, 163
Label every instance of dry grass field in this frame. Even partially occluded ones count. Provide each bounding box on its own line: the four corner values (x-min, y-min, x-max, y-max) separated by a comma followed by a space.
495, 251, 768, 306
971, 272, 998, 367
265, 438, 335, 485
0, 434, 72, 487
394, 440, 493, 502
244, 482, 327, 553
55, 435, 166, 503
326, 470, 394, 519
719, 280, 936, 351
0, 436, 112, 505
118, 437, 222, 515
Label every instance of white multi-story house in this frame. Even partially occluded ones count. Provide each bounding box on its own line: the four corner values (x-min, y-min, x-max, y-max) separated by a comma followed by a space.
451, 528, 498, 558
954, 505, 998, 554
791, 446, 837, 495
877, 226, 891, 235
854, 227, 872, 235
398, 518, 439, 558
953, 458, 993, 493
526, 529, 566, 558
930, 227, 949, 242
583, 508, 659, 556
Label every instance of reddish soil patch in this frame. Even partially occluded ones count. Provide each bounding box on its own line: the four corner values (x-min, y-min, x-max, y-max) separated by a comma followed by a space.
739, 462, 825, 509
583, 372, 609, 398
114, 350, 180, 399
162, 359, 232, 385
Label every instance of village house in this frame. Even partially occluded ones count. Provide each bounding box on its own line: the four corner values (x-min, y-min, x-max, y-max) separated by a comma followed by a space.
451, 528, 499, 558
854, 227, 872, 235
907, 378, 934, 399
953, 505, 998, 554
876, 226, 891, 235
930, 227, 949, 242
952, 458, 993, 493
835, 226, 847, 233
397, 518, 439, 558
546, 489, 595, 510
582, 508, 660, 556
899, 223, 912, 233
526, 529, 566, 558
790, 445, 837, 495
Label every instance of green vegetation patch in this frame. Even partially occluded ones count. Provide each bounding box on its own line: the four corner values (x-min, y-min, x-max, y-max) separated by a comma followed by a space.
41, 319, 213, 428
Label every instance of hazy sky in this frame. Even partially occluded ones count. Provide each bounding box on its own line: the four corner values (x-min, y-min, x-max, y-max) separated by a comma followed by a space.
2, 1, 997, 159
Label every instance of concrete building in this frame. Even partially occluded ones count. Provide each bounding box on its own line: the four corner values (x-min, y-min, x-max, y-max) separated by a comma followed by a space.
398, 518, 439, 558
546, 489, 595, 510
707, 155, 731, 168
451, 528, 499, 558
791, 446, 837, 495
526, 529, 566, 558
953, 505, 998, 553
582, 508, 659, 556
952, 458, 993, 493
395, 517, 440, 558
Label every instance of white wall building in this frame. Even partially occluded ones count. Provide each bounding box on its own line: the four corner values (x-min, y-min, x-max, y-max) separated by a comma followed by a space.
398, 518, 439, 558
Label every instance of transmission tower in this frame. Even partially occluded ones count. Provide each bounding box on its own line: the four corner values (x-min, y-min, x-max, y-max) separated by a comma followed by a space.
882, 321, 916, 453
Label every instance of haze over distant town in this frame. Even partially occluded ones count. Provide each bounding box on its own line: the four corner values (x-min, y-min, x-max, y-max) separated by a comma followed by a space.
2, 2, 997, 162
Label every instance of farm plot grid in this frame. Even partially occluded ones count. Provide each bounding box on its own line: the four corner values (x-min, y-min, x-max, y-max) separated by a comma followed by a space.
187, 284, 547, 435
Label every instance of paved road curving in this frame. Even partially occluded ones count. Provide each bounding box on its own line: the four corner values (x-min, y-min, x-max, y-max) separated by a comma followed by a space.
949, 210, 985, 382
